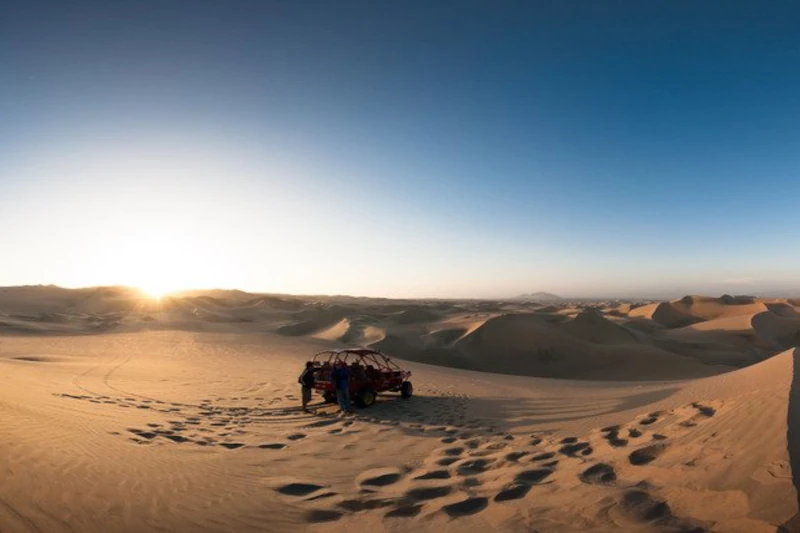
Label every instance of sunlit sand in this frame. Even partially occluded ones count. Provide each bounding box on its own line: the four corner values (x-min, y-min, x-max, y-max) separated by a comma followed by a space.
2, 286, 800, 531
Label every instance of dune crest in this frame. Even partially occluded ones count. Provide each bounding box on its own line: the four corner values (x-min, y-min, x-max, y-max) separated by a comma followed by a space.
3, 287, 800, 382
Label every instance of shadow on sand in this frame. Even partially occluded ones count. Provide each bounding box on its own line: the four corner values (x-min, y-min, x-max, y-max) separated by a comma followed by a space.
782, 348, 800, 531
334, 385, 681, 437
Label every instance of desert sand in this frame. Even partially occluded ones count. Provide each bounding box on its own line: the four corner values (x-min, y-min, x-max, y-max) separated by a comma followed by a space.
2, 286, 800, 532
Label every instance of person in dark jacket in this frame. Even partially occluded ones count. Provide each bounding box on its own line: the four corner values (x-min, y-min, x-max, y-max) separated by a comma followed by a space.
298, 361, 316, 412
330, 361, 352, 414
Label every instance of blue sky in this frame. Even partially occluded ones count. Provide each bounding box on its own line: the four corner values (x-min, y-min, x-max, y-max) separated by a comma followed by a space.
2, 1, 799, 298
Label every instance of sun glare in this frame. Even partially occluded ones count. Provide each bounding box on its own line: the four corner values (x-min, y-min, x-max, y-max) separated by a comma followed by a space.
139, 282, 171, 300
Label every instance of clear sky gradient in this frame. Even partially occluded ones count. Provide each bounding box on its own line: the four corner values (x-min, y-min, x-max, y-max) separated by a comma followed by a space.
2, 1, 800, 298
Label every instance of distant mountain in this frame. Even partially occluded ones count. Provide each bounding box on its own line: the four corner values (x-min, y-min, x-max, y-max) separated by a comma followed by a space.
515, 291, 563, 302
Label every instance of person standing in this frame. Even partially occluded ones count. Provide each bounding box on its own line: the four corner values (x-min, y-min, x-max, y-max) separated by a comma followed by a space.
298, 361, 316, 412
330, 361, 352, 414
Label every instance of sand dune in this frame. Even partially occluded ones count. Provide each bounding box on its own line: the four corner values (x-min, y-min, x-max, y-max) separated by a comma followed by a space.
767, 303, 800, 318
753, 311, 800, 350
3, 287, 796, 381
561, 309, 638, 344
312, 318, 386, 346
673, 295, 769, 321
390, 307, 441, 324
629, 301, 703, 328
446, 313, 725, 380
1, 326, 799, 532
3, 287, 800, 532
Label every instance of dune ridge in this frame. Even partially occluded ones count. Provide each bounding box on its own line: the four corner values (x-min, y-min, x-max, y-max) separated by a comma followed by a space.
2, 287, 799, 381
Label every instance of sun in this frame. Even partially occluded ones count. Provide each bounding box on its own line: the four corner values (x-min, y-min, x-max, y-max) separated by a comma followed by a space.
138, 282, 172, 300
135, 274, 183, 300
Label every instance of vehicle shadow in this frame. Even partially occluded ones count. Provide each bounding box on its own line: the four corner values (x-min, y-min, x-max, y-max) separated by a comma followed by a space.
342, 385, 681, 438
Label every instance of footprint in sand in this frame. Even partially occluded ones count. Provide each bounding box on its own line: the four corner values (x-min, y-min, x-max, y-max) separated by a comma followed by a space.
495, 468, 554, 502
515, 469, 553, 484
258, 443, 287, 450
629, 444, 668, 466
639, 411, 664, 426
405, 486, 452, 501
442, 497, 488, 517
601, 426, 629, 447
579, 463, 617, 485
220, 442, 245, 449
455, 458, 494, 476
441, 447, 465, 457
437, 457, 460, 466
559, 442, 593, 457
127, 428, 157, 439
276, 482, 325, 497
616, 490, 673, 523
385, 504, 423, 518
164, 435, 191, 443
287, 433, 306, 441
692, 402, 716, 417
413, 470, 451, 480
461, 477, 482, 488
360, 469, 405, 488
531, 451, 556, 462
495, 483, 532, 502
304, 510, 343, 523
678, 402, 718, 427
505, 451, 529, 462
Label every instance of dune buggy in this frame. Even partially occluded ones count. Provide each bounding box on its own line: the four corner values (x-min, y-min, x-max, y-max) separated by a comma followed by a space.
308, 348, 413, 408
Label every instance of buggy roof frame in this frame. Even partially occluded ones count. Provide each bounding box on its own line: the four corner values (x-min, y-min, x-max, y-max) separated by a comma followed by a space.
311, 348, 403, 371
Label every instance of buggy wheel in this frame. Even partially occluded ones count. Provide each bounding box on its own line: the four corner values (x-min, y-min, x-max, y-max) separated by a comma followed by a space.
400, 381, 413, 399
323, 391, 337, 404
356, 387, 377, 408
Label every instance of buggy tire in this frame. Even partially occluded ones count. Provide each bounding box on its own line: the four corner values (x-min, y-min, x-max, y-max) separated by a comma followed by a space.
400, 381, 413, 399
356, 387, 377, 408
323, 391, 337, 404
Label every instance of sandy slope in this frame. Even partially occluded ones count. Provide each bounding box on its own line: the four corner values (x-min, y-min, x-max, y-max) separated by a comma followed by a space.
3, 287, 800, 532
3, 287, 800, 381
2, 330, 799, 532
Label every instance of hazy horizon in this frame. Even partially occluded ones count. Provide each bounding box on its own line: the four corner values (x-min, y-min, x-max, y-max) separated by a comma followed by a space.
4, 283, 800, 303
3, 2, 800, 299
